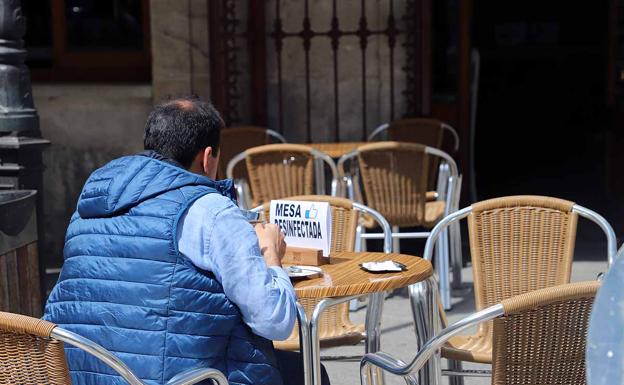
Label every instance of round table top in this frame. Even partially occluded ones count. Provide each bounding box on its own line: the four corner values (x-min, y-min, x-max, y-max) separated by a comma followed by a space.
309, 142, 367, 158
292, 251, 433, 299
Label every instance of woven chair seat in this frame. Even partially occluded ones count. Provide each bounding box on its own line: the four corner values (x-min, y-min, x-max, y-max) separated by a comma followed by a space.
442, 332, 492, 364
360, 192, 440, 229
361, 200, 445, 229
424, 200, 446, 227
274, 317, 364, 351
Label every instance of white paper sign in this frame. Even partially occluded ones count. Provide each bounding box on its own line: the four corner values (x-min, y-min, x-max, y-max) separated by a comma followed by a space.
269, 199, 332, 257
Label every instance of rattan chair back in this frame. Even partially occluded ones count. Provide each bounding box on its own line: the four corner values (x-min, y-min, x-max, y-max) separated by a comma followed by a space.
0, 312, 71, 385
387, 118, 445, 149
469, 196, 578, 311
493, 281, 599, 385
442, 196, 578, 364
246, 144, 317, 206
217, 126, 279, 180
388, 119, 448, 190
259, 195, 364, 350
357, 142, 432, 227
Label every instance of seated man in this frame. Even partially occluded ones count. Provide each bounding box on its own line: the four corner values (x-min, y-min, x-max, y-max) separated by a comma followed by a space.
44, 97, 329, 385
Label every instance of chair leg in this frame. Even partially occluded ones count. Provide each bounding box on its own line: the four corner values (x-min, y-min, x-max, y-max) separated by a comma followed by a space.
451, 221, 463, 289
408, 277, 442, 385
448, 359, 465, 385
314, 158, 326, 195
365, 292, 386, 385
355, 224, 363, 252
436, 228, 452, 310
352, 224, 365, 311
359, 225, 368, 252
392, 226, 400, 253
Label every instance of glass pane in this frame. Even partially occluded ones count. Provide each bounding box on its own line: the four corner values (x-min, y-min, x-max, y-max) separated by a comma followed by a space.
65, 0, 144, 51
587, 251, 624, 385
23, 0, 53, 67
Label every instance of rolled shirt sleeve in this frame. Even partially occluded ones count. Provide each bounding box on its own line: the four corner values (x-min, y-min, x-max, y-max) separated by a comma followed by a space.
177, 194, 297, 341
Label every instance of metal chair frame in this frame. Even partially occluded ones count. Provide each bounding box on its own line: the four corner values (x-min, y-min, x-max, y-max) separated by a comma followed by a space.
424, 201, 616, 310
337, 144, 463, 306
361, 302, 503, 385
367, 121, 461, 153
265, 128, 287, 143
361, 281, 600, 385
49, 326, 229, 385
227, 145, 341, 209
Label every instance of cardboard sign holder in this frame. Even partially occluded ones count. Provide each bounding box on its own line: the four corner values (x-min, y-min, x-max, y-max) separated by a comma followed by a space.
283, 247, 327, 266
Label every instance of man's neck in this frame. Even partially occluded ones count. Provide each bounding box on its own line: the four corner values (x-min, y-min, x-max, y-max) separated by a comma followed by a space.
138, 150, 185, 170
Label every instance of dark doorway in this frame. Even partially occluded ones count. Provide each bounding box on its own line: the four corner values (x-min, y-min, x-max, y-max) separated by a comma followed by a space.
473, 1, 623, 239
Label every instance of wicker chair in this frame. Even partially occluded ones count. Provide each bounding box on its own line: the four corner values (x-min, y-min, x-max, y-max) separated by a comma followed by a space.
362, 281, 600, 385
253, 195, 391, 351
338, 141, 461, 296
368, 118, 459, 195
217, 126, 286, 208
0, 311, 228, 385
228, 144, 339, 207
421, 196, 616, 382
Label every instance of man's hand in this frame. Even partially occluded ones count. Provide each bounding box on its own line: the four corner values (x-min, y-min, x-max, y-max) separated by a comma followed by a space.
255, 223, 286, 267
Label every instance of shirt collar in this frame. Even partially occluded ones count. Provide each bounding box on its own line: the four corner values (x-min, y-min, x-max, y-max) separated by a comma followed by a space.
138, 150, 186, 169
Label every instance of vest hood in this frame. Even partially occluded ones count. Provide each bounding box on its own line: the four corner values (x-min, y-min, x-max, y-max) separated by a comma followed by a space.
77, 154, 235, 219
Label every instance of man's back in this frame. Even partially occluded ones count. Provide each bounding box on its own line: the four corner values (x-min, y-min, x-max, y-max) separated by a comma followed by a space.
44, 155, 284, 385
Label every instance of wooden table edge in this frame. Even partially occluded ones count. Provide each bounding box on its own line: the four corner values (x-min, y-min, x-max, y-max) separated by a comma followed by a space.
293, 253, 433, 299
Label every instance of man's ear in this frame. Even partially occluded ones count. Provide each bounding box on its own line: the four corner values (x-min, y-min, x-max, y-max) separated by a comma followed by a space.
202, 147, 214, 174
202, 146, 220, 179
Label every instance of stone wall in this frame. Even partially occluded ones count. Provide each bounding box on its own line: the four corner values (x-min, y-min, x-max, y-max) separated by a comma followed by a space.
34, 84, 152, 290
149, 0, 411, 142
150, 0, 211, 102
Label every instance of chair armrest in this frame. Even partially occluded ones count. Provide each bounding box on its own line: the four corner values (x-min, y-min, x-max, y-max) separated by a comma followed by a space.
426, 191, 438, 201
360, 304, 504, 380
166, 368, 229, 385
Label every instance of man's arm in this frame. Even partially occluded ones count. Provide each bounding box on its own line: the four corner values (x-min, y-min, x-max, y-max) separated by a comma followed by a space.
178, 197, 297, 341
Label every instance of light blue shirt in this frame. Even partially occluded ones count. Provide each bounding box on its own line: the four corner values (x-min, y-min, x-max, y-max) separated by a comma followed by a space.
176, 193, 297, 341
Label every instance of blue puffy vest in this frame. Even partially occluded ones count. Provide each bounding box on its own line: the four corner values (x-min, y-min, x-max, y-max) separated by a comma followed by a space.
43, 154, 283, 385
